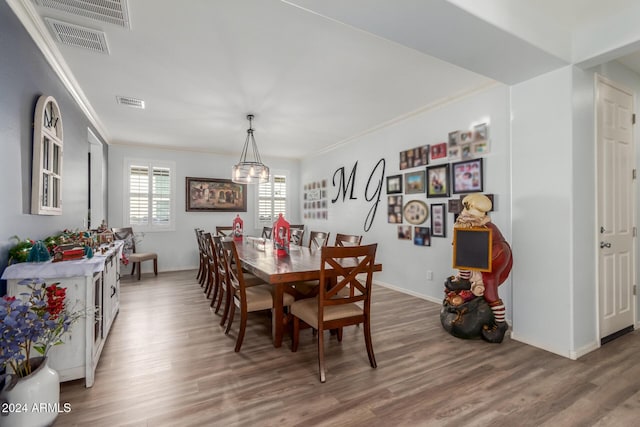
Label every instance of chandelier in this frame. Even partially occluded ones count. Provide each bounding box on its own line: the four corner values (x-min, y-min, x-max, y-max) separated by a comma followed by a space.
232, 114, 270, 184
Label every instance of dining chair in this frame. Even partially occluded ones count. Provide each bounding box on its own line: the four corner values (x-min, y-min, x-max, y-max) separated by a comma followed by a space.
112, 227, 158, 280
220, 240, 295, 352
308, 231, 330, 251
201, 232, 214, 294
290, 228, 305, 246
203, 232, 222, 305
261, 226, 273, 239
289, 231, 331, 298
290, 243, 378, 382
215, 226, 234, 237
334, 233, 362, 247
195, 228, 205, 284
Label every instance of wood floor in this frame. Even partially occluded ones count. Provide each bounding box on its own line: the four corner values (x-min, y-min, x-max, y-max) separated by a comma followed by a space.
54, 270, 640, 427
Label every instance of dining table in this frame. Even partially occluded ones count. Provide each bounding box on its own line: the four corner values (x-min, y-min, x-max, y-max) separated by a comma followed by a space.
233, 237, 382, 348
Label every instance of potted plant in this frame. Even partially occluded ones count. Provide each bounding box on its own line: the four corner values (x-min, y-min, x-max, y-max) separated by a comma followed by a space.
0, 278, 86, 426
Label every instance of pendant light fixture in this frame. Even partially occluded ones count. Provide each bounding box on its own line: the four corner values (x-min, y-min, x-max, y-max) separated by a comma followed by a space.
232, 114, 270, 184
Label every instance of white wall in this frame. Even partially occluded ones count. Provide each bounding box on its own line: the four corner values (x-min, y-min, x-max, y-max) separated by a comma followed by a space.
511, 66, 585, 358
107, 144, 300, 273
300, 84, 513, 313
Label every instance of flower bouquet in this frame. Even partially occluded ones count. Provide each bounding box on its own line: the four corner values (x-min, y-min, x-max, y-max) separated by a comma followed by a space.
0, 279, 86, 377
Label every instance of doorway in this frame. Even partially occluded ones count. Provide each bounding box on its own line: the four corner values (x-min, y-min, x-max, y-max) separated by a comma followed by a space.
596, 75, 636, 342
88, 129, 106, 229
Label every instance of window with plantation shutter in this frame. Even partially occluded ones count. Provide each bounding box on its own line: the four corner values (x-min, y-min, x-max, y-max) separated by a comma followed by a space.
124, 159, 175, 231
257, 173, 288, 224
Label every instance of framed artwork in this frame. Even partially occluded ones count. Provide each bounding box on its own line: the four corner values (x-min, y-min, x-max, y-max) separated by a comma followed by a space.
186, 177, 247, 212
303, 179, 328, 220
403, 200, 429, 225
404, 170, 426, 194
460, 143, 473, 160
473, 123, 488, 141
430, 142, 447, 162
386, 175, 403, 194
400, 145, 429, 170
448, 198, 462, 213
430, 203, 446, 237
448, 130, 460, 146
452, 158, 483, 194
414, 226, 431, 246
426, 164, 450, 198
387, 195, 403, 223
459, 131, 473, 144
397, 225, 412, 240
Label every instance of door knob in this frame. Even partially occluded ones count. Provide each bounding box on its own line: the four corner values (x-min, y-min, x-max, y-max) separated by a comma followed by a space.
600, 242, 611, 248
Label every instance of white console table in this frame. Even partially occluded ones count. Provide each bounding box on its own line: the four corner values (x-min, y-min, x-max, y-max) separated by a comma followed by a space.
1, 242, 122, 387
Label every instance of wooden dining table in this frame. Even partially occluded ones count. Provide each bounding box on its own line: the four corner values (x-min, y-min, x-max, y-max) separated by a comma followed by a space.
233, 238, 382, 348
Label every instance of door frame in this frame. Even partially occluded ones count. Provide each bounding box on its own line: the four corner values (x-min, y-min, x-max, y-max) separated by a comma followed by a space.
594, 73, 637, 342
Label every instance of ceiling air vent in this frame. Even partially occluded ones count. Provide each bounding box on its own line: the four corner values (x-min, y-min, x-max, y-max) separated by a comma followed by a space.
34, 0, 131, 29
116, 96, 145, 109
45, 18, 109, 54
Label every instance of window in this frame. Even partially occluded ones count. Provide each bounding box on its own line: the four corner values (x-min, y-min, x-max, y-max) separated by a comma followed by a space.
31, 95, 63, 215
124, 159, 175, 231
257, 173, 288, 224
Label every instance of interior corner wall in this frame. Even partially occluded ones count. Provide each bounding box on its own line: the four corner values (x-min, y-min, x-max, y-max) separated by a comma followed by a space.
510, 66, 574, 358
0, 2, 107, 290
299, 84, 512, 310
107, 144, 300, 273
570, 66, 598, 357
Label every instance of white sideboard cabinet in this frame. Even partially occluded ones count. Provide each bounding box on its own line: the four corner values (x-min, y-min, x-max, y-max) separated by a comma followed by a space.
2, 242, 122, 387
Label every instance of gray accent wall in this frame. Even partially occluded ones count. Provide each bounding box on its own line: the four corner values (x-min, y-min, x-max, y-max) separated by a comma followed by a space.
0, 1, 107, 291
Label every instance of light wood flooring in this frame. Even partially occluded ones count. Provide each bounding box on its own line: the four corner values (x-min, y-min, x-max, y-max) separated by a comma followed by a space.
54, 270, 640, 427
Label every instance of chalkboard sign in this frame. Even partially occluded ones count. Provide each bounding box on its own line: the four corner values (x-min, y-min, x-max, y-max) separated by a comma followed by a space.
452, 227, 492, 272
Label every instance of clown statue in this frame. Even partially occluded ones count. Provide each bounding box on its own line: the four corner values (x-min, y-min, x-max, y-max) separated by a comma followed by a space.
442, 194, 513, 343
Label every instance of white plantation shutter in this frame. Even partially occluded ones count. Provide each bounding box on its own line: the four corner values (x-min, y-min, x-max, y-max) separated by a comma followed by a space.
125, 159, 175, 230
258, 173, 287, 223
152, 167, 170, 225
129, 165, 149, 225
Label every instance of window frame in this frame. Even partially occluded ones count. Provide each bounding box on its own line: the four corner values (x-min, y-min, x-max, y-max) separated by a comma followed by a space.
256, 170, 289, 225
123, 158, 176, 232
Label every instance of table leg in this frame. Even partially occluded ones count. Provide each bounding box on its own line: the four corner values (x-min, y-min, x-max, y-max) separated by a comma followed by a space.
273, 283, 284, 347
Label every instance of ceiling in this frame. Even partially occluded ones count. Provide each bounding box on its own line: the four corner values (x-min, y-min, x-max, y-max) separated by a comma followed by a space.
9, 0, 640, 159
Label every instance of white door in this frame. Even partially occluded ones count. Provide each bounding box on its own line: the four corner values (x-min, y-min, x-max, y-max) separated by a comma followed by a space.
596, 75, 635, 340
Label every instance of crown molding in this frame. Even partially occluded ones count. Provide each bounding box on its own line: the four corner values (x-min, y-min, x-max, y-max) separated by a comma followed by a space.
310, 80, 501, 158
7, 0, 111, 143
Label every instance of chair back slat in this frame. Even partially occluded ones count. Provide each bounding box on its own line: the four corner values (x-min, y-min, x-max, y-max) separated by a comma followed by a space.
112, 227, 137, 252
262, 226, 273, 239
291, 229, 305, 246
334, 233, 362, 247
319, 244, 377, 311
308, 231, 330, 250
216, 226, 234, 237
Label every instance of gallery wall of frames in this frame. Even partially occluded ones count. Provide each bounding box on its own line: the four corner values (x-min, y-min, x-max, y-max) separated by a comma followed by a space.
388, 122, 492, 246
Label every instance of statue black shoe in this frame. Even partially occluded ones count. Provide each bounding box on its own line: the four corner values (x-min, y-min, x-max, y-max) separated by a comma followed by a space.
444, 275, 471, 291
481, 321, 508, 343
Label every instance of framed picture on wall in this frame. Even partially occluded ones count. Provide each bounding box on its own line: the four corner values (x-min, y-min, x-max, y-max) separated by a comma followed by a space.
414, 226, 431, 246
397, 225, 412, 240
403, 200, 429, 225
387, 195, 403, 223
426, 164, 450, 198
386, 175, 403, 194
430, 142, 448, 162
452, 158, 483, 194
404, 170, 426, 194
185, 177, 247, 212
430, 203, 446, 237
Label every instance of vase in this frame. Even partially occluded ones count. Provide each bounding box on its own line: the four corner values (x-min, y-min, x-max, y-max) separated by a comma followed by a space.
0, 357, 60, 427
